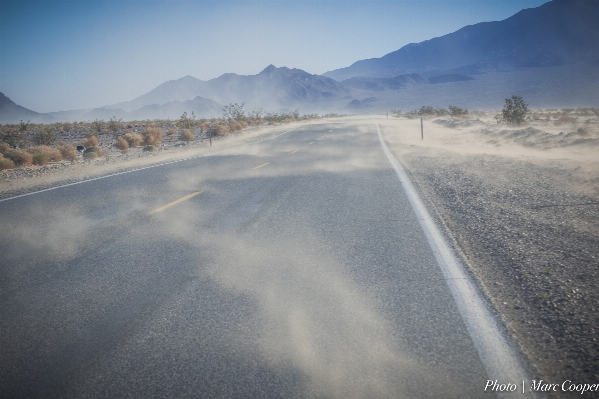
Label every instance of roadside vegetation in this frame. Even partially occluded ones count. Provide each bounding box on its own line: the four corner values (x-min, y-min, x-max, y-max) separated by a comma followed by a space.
0, 106, 330, 171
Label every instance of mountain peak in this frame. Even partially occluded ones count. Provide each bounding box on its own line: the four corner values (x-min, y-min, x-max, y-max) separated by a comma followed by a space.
260, 64, 278, 74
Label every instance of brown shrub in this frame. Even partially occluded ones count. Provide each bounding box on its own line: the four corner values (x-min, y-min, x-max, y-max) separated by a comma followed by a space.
143, 145, 157, 152
213, 125, 230, 136
231, 123, 242, 132
167, 127, 177, 136
180, 129, 194, 142
240, 121, 248, 128
81, 135, 99, 147
114, 137, 129, 152
144, 127, 164, 146
0, 154, 15, 170
123, 132, 143, 147
199, 122, 208, 131
27, 145, 62, 162
0, 142, 10, 154
57, 142, 79, 161
31, 151, 50, 165
4, 149, 33, 166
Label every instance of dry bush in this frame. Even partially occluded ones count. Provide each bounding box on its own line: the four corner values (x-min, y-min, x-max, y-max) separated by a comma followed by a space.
167, 127, 177, 136
144, 127, 164, 146
114, 137, 129, 153
123, 132, 143, 147
0, 142, 10, 154
240, 121, 248, 128
31, 151, 50, 165
143, 145, 157, 152
81, 135, 99, 147
83, 151, 98, 160
213, 125, 230, 136
4, 149, 33, 166
83, 146, 105, 157
180, 129, 194, 142
199, 122, 208, 131
57, 142, 79, 161
0, 154, 15, 170
230, 123, 242, 132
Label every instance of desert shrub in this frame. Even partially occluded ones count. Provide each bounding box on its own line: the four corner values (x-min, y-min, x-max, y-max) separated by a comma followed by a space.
1, 128, 29, 148
34, 126, 57, 145
27, 145, 62, 162
31, 151, 50, 165
180, 129, 194, 142
108, 117, 122, 139
240, 121, 248, 128
114, 137, 129, 152
213, 125, 230, 136
57, 142, 78, 161
449, 105, 468, 117
231, 122, 243, 131
143, 145, 157, 152
4, 149, 33, 166
83, 146, 105, 157
577, 127, 589, 136
167, 127, 176, 136
0, 154, 15, 170
81, 135, 99, 147
0, 142, 10, 154
497, 95, 529, 125
144, 127, 164, 146
83, 151, 98, 160
123, 132, 143, 147
199, 122, 208, 131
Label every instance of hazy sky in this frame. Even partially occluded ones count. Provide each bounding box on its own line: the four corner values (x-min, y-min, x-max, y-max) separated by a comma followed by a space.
0, 0, 549, 113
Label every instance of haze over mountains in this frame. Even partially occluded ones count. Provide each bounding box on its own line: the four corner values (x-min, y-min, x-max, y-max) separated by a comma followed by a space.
1, 0, 597, 124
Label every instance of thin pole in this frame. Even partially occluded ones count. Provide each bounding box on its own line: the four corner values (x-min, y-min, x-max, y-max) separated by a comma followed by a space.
421, 118, 423, 140
209, 126, 212, 147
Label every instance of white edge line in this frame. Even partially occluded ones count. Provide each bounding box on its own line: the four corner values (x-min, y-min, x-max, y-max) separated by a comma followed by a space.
375, 123, 542, 399
0, 127, 299, 203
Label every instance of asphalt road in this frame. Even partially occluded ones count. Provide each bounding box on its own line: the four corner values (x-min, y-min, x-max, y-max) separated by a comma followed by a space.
0, 122, 530, 398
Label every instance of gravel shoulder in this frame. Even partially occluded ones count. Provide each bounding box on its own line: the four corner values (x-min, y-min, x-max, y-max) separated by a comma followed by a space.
379, 115, 599, 397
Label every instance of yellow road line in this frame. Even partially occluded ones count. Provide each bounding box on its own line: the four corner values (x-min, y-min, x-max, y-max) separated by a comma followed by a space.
252, 162, 270, 170
308, 141, 314, 145
148, 191, 202, 215
290, 149, 300, 154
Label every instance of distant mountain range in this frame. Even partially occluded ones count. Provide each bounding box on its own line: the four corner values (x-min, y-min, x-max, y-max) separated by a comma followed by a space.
323, 0, 599, 81
1, 0, 598, 123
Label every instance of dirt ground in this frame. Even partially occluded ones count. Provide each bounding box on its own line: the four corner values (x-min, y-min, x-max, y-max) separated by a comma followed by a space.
378, 113, 599, 397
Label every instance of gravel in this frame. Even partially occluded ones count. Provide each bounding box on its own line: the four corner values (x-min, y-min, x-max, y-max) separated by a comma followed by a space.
401, 150, 599, 396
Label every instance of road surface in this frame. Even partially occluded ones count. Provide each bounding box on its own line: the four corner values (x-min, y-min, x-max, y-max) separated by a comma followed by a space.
0, 121, 534, 398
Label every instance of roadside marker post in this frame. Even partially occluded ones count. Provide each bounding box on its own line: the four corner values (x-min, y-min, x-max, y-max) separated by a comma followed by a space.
421, 117, 424, 140
209, 125, 213, 147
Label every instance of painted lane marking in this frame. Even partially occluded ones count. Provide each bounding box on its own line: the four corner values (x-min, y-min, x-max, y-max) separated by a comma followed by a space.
375, 123, 539, 399
148, 191, 202, 215
252, 162, 270, 170
290, 150, 300, 154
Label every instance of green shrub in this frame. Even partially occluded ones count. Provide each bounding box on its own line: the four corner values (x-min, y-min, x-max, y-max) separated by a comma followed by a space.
34, 126, 57, 145
83, 151, 98, 160
449, 105, 468, 117
497, 95, 529, 125
83, 146, 105, 157
0, 154, 15, 170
